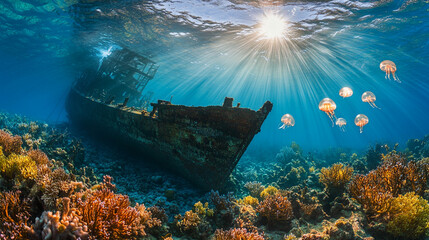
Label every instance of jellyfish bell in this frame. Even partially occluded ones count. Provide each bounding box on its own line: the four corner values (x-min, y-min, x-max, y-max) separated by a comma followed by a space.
354, 114, 369, 133
319, 98, 336, 126
336, 118, 347, 132
279, 114, 295, 129
380, 60, 400, 83
362, 91, 381, 109
339, 87, 353, 98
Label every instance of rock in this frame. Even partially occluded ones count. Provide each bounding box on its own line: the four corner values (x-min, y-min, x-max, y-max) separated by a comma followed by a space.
151, 175, 163, 184
164, 189, 176, 201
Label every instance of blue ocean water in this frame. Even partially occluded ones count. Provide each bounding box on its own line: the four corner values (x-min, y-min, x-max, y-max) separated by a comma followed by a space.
0, 0, 428, 152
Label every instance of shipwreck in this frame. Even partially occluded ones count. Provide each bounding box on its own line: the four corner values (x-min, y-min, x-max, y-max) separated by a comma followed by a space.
66, 47, 272, 190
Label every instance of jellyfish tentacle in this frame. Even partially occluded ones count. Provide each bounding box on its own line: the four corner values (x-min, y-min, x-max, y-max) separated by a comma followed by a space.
327, 112, 335, 127
329, 111, 337, 127
388, 67, 391, 80
360, 126, 363, 133
384, 66, 389, 80
392, 72, 401, 83
279, 123, 285, 129
371, 102, 381, 109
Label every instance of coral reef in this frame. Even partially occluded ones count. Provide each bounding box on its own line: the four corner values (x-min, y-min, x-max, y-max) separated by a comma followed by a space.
237, 195, 259, 207
349, 151, 429, 217
0, 149, 38, 182
386, 192, 429, 239
319, 163, 353, 196
244, 181, 264, 198
0, 129, 23, 157
2, 111, 429, 240
32, 210, 89, 240
213, 228, 264, 240
173, 203, 213, 239
260, 185, 279, 200
256, 194, 293, 230
0, 191, 32, 239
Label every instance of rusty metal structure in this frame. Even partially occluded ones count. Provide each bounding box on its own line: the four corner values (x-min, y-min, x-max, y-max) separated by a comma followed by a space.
66, 48, 272, 190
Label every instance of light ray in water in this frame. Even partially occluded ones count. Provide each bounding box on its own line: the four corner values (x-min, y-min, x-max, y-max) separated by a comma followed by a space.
98, 46, 113, 70
143, 6, 428, 148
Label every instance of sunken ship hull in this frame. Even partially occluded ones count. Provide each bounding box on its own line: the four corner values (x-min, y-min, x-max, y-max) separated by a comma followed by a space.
66, 88, 272, 190
66, 47, 272, 190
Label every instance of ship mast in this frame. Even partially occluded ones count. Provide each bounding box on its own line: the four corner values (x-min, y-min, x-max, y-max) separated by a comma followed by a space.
76, 48, 158, 108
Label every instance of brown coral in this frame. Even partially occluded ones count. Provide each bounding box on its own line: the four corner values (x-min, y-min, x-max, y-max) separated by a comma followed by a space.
26, 149, 49, 165
244, 181, 264, 198
39, 168, 83, 210
0, 129, 23, 156
174, 208, 212, 239
256, 194, 293, 229
319, 163, 353, 195
213, 228, 264, 240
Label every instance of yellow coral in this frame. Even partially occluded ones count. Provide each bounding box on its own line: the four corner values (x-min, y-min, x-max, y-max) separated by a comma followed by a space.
309, 166, 315, 173
319, 163, 353, 189
387, 192, 429, 239
0, 150, 37, 181
238, 196, 259, 207
176, 210, 201, 231
193, 201, 213, 217
284, 234, 298, 240
260, 186, 279, 199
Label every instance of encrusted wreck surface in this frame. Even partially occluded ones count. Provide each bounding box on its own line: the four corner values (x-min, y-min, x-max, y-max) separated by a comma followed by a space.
66, 47, 272, 190
67, 89, 272, 190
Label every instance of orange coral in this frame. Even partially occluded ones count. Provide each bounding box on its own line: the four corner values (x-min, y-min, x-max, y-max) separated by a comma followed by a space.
0, 191, 32, 239
349, 169, 393, 216
26, 149, 49, 165
349, 151, 429, 216
256, 194, 293, 229
77, 187, 144, 239
214, 228, 265, 240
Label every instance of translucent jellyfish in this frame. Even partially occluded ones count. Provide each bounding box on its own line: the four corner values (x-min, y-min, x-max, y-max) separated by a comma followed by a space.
335, 118, 347, 132
279, 114, 295, 129
355, 114, 369, 133
319, 98, 336, 126
380, 60, 400, 83
339, 87, 353, 98
362, 91, 380, 109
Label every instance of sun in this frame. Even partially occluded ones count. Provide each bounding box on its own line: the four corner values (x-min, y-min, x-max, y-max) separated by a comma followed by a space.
258, 12, 287, 39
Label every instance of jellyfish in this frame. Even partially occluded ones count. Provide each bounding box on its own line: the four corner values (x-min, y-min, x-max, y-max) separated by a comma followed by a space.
362, 91, 380, 109
335, 118, 347, 132
339, 87, 353, 98
355, 114, 369, 133
380, 60, 400, 83
319, 98, 336, 126
279, 114, 295, 129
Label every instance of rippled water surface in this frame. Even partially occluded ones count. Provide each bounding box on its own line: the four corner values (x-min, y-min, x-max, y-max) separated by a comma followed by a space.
0, 0, 428, 150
